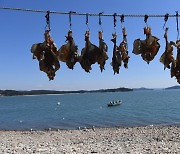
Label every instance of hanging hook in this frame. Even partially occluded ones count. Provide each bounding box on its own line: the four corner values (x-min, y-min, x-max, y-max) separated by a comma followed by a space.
69, 11, 72, 30
69, 11, 76, 30
120, 14, 125, 30
144, 14, 149, 26
45, 10, 51, 31
99, 12, 103, 32
120, 14, 124, 23
86, 13, 90, 31
163, 13, 169, 29
176, 11, 179, 40
113, 13, 117, 33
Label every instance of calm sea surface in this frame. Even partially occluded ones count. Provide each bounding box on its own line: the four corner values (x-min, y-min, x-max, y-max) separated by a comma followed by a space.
0, 89, 180, 130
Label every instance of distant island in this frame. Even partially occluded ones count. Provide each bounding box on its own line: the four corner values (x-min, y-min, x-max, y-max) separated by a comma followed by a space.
165, 85, 180, 90
0, 87, 133, 96
133, 87, 154, 91
1, 85, 179, 96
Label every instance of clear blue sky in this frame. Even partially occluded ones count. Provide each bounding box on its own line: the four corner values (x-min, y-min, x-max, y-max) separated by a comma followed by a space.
0, 0, 180, 90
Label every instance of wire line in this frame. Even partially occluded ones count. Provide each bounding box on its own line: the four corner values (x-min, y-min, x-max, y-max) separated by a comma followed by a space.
0, 7, 179, 17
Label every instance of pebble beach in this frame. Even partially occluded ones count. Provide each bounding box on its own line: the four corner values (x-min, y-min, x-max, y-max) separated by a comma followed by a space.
0, 126, 180, 153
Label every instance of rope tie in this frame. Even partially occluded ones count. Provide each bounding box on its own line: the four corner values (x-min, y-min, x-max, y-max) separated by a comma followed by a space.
163, 13, 169, 29
176, 11, 179, 40
45, 11, 50, 31
86, 13, 90, 31
120, 14, 125, 30
99, 12, 103, 31
113, 13, 117, 33
144, 14, 149, 26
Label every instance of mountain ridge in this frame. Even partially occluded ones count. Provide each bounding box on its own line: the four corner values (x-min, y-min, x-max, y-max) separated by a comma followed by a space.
0, 87, 133, 96
1, 85, 180, 96
165, 85, 180, 90
133, 87, 154, 91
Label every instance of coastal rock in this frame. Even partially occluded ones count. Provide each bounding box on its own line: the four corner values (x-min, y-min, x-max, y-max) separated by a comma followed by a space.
0, 126, 180, 153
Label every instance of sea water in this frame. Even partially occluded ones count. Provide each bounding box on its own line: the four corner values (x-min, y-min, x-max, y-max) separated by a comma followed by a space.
0, 89, 180, 130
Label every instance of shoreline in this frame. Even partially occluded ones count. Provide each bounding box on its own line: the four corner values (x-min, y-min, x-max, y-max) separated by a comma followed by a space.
1, 125, 180, 153
1, 124, 180, 131
1, 123, 180, 131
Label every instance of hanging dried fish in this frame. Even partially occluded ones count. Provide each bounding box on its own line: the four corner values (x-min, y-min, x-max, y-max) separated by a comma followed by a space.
39, 30, 60, 80
31, 42, 45, 61
170, 40, 180, 83
31, 30, 60, 80
79, 31, 101, 72
44, 30, 58, 54
133, 27, 160, 64
160, 28, 174, 70
175, 40, 180, 68
98, 31, 108, 72
111, 33, 122, 74
58, 30, 78, 69
119, 28, 130, 68
171, 59, 177, 78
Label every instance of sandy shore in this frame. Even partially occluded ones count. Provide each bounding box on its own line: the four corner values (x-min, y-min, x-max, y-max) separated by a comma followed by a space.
0, 126, 180, 153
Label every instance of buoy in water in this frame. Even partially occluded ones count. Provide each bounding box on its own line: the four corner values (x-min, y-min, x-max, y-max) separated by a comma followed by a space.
19, 120, 23, 123
57, 102, 61, 105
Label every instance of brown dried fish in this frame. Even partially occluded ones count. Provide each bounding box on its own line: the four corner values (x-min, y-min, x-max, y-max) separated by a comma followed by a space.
119, 28, 130, 68
133, 27, 160, 64
31, 30, 60, 80
98, 31, 108, 72
111, 33, 122, 74
160, 28, 174, 70
79, 31, 103, 73
58, 30, 79, 70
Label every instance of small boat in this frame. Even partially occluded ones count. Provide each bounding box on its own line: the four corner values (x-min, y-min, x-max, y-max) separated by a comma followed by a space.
107, 100, 122, 107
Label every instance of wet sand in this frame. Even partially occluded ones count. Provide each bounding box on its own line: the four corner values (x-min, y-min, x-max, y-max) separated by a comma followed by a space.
0, 126, 180, 153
